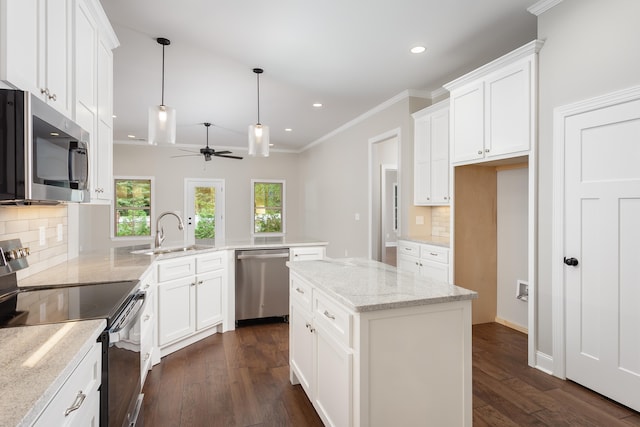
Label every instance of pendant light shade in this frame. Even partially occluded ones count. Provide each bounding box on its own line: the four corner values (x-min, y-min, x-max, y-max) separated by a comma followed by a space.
248, 68, 269, 157
148, 37, 176, 145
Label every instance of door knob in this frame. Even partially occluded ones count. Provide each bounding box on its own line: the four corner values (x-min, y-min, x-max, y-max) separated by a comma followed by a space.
564, 257, 579, 266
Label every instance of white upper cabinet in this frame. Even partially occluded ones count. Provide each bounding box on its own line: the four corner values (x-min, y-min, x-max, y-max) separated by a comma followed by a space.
0, 0, 73, 117
413, 100, 450, 205
445, 40, 543, 166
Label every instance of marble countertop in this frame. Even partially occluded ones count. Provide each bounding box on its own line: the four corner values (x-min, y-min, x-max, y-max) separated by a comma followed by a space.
287, 258, 476, 312
0, 320, 106, 427
19, 236, 327, 287
399, 235, 450, 248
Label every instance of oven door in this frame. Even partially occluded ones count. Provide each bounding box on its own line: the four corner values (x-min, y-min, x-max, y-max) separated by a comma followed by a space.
101, 291, 146, 427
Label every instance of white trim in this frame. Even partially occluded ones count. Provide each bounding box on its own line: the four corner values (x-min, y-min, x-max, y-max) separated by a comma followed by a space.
535, 351, 554, 375
430, 87, 450, 100
304, 90, 428, 153
527, 0, 564, 16
368, 128, 402, 260
84, 0, 120, 48
444, 40, 544, 92
551, 84, 640, 379
111, 175, 155, 241
250, 178, 286, 237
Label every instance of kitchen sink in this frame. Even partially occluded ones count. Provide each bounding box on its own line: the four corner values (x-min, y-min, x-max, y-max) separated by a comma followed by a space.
130, 244, 212, 256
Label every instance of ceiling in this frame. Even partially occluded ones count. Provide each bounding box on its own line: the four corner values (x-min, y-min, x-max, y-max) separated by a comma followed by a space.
100, 0, 538, 152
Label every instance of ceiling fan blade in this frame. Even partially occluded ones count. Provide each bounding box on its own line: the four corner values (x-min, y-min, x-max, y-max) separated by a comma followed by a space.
215, 155, 243, 159
177, 148, 198, 153
213, 150, 232, 155
171, 154, 201, 158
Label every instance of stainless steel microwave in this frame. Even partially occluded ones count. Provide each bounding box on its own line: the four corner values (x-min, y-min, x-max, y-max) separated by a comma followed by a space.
0, 89, 90, 204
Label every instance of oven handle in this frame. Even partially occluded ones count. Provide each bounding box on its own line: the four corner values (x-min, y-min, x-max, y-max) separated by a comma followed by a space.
108, 291, 145, 343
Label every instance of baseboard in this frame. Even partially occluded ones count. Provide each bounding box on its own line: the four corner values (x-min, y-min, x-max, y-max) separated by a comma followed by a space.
494, 316, 528, 334
535, 351, 554, 375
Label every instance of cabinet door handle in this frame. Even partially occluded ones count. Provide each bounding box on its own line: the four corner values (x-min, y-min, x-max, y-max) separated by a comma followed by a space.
144, 352, 150, 361
485, 148, 490, 153
64, 391, 86, 416
144, 314, 151, 322
323, 310, 336, 320
415, 261, 419, 266
305, 322, 311, 329
295, 287, 305, 294
49, 93, 57, 101
40, 88, 50, 97
477, 150, 483, 155
190, 282, 197, 287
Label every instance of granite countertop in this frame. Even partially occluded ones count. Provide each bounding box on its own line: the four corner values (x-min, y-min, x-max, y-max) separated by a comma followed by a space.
399, 235, 450, 248
287, 258, 476, 312
0, 320, 106, 427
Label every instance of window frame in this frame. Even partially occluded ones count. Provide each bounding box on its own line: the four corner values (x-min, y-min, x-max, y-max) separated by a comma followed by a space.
111, 176, 155, 241
251, 179, 286, 236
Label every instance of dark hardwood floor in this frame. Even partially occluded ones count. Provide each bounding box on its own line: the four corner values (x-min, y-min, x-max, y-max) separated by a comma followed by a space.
143, 322, 640, 427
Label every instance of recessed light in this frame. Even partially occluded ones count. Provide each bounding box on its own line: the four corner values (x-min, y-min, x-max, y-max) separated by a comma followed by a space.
410, 46, 426, 54
127, 134, 136, 139
313, 103, 323, 108
112, 114, 117, 118
269, 144, 274, 147
50, 132, 59, 136
285, 128, 292, 132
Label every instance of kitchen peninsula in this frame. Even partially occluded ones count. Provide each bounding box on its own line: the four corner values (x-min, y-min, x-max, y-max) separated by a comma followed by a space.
288, 258, 477, 427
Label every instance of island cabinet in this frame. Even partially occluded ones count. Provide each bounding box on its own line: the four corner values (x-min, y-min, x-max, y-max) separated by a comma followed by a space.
289, 259, 475, 427
444, 40, 543, 166
156, 250, 227, 358
412, 100, 450, 205
138, 267, 156, 385
397, 239, 450, 283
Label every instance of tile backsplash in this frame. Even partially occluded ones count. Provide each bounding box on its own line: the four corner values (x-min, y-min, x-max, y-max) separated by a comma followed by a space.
0, 205, 68, 279
431, 206, 450, 239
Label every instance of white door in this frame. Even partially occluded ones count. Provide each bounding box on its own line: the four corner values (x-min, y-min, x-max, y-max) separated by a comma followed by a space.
564, 97, 640, 411
184, 179, 225, 245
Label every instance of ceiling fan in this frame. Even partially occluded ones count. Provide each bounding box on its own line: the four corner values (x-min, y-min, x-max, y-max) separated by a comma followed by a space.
173, 122, 243, 161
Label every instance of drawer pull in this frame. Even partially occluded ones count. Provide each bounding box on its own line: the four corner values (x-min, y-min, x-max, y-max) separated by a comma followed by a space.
144, 314, 151, 322
429, 252, 438, 256
295, 287, 305, 294
64, 391, 86, 416
144, 352, 150, 361
323, 310, 336, 320
144, 283, 151, 290
305, 322, 311, 329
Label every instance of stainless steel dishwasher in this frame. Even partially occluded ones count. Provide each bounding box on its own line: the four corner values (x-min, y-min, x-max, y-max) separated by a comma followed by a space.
235, 248, 290, 324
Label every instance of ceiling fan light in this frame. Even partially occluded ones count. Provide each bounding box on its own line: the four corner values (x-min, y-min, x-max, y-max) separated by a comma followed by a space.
248, 123, 269, 157
148, 104, 176, 145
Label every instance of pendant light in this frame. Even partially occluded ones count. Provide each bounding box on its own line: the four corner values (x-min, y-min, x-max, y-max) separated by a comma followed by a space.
248, 68, 269, 157
148, 37, 176, 145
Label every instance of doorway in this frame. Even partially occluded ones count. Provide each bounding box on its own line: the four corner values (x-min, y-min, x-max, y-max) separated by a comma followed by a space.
184, 179, 225, 245
368, 129, 400, 264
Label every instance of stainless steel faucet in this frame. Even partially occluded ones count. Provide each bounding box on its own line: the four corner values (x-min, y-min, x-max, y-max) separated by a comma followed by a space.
155, 211, 185, 248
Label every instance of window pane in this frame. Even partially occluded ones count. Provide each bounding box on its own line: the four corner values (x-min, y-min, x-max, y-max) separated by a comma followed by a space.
194, 186, 216, 240
253, 181, 283, 234
114, 179, 151, 237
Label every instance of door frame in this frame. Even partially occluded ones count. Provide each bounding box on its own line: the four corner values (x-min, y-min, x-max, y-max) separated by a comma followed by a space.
380, 164, 398, 263
183, 178, 226, 245
368, 128, 401, 260
551, 84, 640, 379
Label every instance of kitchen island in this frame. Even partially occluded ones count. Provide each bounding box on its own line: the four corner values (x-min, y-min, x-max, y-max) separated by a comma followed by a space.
287, 258, 477, 427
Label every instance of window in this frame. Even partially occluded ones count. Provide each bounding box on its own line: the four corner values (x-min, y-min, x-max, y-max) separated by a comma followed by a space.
185, 179, 225, 245
252, 179, 285, 235
114, 178, 153, 238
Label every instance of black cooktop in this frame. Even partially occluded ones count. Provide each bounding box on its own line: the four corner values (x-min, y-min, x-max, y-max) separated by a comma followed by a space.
0, 279, 139, 328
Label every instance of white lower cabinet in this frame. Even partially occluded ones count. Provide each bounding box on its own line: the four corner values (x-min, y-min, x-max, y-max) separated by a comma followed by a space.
397, 239, 450, 282
33, 342, 101, 427
138, 268, 156, 385
290, 271, 472, 427
156, 251, 227, 357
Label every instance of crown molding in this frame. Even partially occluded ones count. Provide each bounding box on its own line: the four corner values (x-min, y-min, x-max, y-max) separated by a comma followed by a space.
527, 0, 564, 16
444, 39, 544, 92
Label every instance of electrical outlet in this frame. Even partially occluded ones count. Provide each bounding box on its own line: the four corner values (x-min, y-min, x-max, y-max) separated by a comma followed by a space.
39, 226, 46, 246
57, 224, 63, 242
516, 280, 529, 301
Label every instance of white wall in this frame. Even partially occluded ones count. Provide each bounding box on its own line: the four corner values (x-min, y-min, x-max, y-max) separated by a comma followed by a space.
297, 96, 429, 259
496, 167, 528, 329
536, 0, 640, 355
79, 145, 303, 251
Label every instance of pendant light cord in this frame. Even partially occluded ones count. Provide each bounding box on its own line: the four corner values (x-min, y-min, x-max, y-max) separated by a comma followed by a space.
256, 72, 261, 125
161, 43, 165, 106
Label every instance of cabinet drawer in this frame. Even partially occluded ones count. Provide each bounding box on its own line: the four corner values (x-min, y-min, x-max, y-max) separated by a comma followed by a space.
157, 257, 196, 282
420, 245, 449, 264
196, 251, 225, 273
290, 246, 325, 261
140, 316, 153, 385
34, 342, 101, 426
314, 293, 352, 348
398, 240, 420, 257
291, 276, 313, 311
138, 268, 156, 294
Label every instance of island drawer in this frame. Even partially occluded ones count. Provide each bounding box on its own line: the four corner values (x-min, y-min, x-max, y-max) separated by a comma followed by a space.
420, 245, 449, 264
398, 240, 420, 258
291, 276, 313, 311
196, 251, 225, 273
290, 246, 325, 261
314, 292, 352, 348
